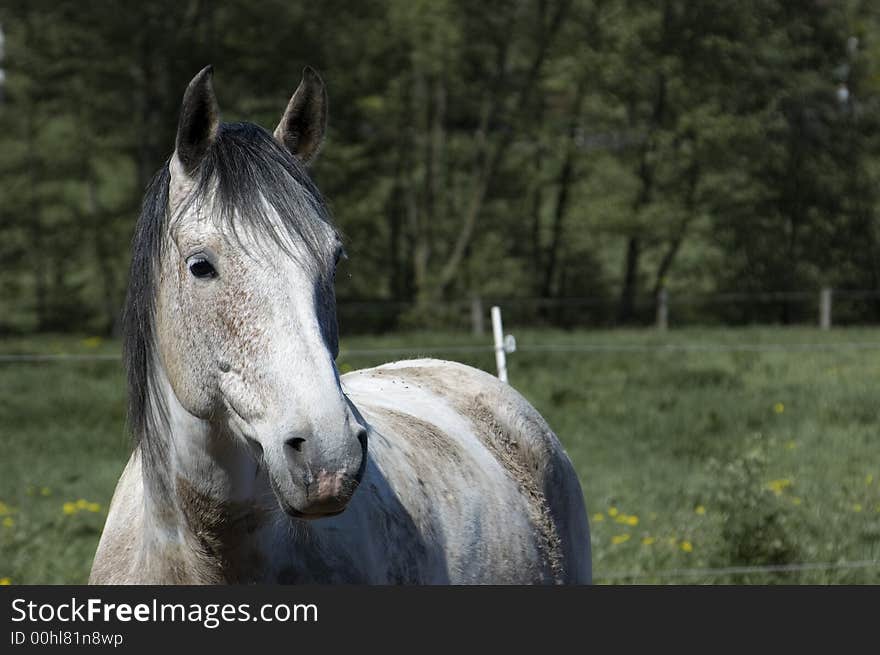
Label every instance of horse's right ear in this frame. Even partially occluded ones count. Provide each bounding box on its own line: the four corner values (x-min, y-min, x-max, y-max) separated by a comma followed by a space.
173, 65, 220, 177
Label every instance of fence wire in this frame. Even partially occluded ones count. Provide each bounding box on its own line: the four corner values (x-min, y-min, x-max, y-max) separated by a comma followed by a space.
595, 559, 880, 582
6, 340, 880, 362
0, 353, 121, 362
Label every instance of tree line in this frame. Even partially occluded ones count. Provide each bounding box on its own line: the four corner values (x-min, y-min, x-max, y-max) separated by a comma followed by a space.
2, 0, 880, 334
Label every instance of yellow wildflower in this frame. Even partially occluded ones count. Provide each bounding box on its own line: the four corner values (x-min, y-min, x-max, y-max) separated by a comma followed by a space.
694, 505, 706, 515
767, 479, 793, 495
853, 504, 863, 513
62, 502, 77, 515
611, 534, 630, 545
40, 487, 51, 496
75, 499, 89, 510
0, 502, 10, 516
2, 517, 13, 528
625, 515, 639, 526
641, 536, 655, 546
0, 578, 10, 586
82, 336, 103, 348
87, 503, 101, 513
591, 513, 604, 523
791, 497, 802, 506
773, 402, 785, 414
607, 507, 619, 517
680, 540, 694, 553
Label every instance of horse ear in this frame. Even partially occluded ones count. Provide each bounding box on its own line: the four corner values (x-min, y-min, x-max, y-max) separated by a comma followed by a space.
274, 66, 327, 165
174, 65, 220, 176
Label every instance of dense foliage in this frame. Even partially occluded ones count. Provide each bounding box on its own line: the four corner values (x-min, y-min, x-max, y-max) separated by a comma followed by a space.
2, 0, 880, 333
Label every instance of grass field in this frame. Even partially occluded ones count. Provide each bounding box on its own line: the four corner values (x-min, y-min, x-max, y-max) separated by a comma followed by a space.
1, 327, 879, 584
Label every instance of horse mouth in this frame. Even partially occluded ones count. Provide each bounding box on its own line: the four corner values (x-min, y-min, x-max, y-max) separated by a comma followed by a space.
287, 507, 346, 520
267, 472, 354, 520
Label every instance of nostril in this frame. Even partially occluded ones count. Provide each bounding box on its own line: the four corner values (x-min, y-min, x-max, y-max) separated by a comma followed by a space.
356, 428, 368, 450
286, 436, 306, 453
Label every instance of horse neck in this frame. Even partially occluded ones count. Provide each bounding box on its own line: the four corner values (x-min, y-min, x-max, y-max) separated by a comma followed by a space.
137, 361, 276, 583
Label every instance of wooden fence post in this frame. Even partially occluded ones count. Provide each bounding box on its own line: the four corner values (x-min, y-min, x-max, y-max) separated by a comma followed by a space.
656, 287, 669, 331
819, 287, 832, 330
471, 295, 484, 336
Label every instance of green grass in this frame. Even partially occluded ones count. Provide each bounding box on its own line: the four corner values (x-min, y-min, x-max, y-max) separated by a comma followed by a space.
2, 328, 880, 584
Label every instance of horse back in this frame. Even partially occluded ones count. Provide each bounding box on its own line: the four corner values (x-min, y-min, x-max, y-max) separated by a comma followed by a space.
342, 358, 591, 583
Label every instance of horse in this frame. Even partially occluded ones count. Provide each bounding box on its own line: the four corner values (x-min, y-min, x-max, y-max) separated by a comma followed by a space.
89, 66, 591, 584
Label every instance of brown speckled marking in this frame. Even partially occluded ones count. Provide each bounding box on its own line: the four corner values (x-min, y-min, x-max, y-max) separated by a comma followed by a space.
175, 476, 267, 583
374, 408, 464, 467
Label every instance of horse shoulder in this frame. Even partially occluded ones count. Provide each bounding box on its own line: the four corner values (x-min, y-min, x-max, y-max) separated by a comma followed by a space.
89, 449, 145, 584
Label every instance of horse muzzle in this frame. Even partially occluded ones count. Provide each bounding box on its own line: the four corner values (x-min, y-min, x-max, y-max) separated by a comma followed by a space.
269, 426, 368, 520
300, 470, 362, 518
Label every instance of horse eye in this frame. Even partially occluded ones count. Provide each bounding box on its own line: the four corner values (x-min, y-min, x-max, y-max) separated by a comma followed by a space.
188, 258, 217, 279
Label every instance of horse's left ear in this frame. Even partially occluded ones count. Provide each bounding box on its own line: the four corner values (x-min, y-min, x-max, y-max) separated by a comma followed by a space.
274, 66, 327, 165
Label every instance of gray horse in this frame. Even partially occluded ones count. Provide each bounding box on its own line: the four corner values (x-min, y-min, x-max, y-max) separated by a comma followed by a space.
90, 66, 591, 584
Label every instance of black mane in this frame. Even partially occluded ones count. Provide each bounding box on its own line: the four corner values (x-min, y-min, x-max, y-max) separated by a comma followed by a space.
122, 122, 334, 465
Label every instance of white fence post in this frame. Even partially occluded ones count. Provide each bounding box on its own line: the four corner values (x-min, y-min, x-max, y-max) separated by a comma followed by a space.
819, 287, 832, 330
491, 306, 508, 383
656, 287, 669, 331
